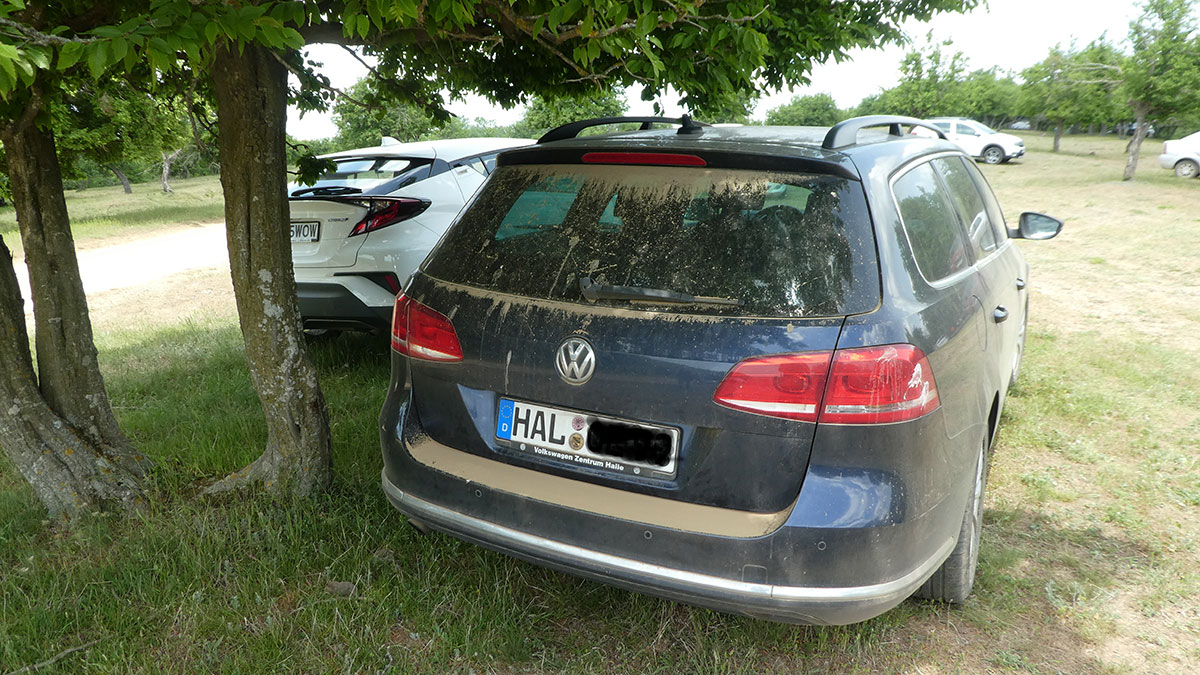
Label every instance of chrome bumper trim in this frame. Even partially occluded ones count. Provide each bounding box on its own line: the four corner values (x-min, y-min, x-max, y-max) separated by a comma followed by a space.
382, 469, 954, 607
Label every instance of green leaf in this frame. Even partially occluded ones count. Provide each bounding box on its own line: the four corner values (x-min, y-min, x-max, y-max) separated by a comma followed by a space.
110, 37, 129, 63
86, 42, 109, 79
357, 14, 371, 39
58, 42, 84, 69
205, 21, 219, 44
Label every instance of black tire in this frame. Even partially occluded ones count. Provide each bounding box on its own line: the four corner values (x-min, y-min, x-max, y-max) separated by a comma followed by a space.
982, 146, 1004, 165
1175, 159, 1199, 179
914, 439, 989, 603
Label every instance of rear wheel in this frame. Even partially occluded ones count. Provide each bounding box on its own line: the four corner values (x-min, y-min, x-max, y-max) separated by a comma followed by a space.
915, 439, 989, 603
1175, 159, 1199, 179
982, 146, 1004, 165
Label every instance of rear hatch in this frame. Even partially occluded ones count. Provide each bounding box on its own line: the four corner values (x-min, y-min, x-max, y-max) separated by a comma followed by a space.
290, 155, 434, 268
404, 158, 880, 513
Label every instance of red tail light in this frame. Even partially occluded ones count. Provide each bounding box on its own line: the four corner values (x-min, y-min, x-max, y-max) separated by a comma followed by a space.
349, 198, 430, 237
820, 345, 938, 424
713, 344, 939, 425
712, 352, 833, 422
390, 294, 463, 362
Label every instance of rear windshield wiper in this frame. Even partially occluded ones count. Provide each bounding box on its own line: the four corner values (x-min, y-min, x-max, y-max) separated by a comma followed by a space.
578, 276, 742, 307
291, 185, 363, 197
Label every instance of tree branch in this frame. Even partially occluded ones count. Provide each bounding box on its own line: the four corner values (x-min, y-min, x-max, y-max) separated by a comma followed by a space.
0, 17, 93, 47
269, 50, 371, 110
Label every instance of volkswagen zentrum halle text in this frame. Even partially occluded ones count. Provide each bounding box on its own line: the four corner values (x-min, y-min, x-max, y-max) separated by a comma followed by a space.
379, 115, 1063, 624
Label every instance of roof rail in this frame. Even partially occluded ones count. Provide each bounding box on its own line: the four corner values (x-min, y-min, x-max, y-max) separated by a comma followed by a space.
822, 115, 947, 150
538, 115, 709, 144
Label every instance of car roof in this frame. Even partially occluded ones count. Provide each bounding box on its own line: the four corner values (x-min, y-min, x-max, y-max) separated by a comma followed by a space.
321, 137, 534, 162
499, 124, 961, 180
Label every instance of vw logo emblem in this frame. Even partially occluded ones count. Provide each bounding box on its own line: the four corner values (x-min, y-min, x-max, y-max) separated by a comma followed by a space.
556, 337, 595, 385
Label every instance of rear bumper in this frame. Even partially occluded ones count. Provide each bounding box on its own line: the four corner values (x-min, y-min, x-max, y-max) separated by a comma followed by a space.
379, 385, 968, 624
296, 281, 393, 331
382, 468, 953, 625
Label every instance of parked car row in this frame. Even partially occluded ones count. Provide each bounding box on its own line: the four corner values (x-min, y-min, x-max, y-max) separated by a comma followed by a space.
304, 114, 1065, 624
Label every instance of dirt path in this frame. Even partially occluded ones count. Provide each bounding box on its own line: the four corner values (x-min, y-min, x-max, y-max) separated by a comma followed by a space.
16, 222, 238, 329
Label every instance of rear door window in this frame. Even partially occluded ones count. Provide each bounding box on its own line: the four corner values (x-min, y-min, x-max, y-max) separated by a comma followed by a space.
933, 157, 998, 258
893, 162, 970, 283
424, 164, 880, 317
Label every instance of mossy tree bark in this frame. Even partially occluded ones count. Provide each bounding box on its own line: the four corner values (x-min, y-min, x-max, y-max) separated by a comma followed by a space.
0, 87, 148, 519
205, 43, 332, 496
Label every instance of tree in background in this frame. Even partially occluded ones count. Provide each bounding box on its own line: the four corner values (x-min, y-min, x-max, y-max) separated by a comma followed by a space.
517, 90, 627, 137
955, 69, 1020, 129
693, 89, 759, 124
1121, 0, 1200, 180
0, 0, 977, 516
1020, 42, 1123, 152
52, 81, 192, 193
331, 79, 436, 148
765, 93, 842, 126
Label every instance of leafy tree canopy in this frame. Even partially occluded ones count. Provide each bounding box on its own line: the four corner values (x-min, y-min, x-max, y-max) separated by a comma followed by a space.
765, 93, 842, 126
0, 0, 978, 128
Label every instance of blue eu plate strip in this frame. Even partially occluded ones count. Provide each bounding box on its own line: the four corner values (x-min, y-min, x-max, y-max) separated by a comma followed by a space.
496, 398, 515, 440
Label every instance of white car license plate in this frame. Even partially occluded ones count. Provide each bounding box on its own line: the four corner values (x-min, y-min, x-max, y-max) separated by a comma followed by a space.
495, 398, 678, 477
290, 220, 320, 242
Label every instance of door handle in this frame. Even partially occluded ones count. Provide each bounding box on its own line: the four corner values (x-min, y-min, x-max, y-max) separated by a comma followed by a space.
1015, 277, 1026, 290
994, 306, 1009, 323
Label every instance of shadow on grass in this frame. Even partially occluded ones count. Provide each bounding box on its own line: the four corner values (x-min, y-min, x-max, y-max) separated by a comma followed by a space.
0, 322, 1168, 672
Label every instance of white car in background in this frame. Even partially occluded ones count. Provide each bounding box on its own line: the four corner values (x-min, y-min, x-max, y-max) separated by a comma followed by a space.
926, 117, 1025, 164
1159, 131, 1200, 178
289, 137, 533, 332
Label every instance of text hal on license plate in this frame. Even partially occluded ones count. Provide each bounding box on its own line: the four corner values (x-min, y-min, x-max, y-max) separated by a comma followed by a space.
495, 398, 677, 478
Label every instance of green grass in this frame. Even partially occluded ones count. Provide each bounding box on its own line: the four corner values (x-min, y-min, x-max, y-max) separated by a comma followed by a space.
2, 134, 1199, 672
0, 175, 224, 259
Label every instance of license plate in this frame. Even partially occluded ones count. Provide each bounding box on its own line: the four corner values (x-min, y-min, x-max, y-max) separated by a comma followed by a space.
290, 221, 320, 242
496, 398, 678, 477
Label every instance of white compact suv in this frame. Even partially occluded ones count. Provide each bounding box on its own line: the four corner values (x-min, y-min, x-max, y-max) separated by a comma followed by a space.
289, 137, 534, 332
1159, 131, 1200, 178
926, 118, 1025, 164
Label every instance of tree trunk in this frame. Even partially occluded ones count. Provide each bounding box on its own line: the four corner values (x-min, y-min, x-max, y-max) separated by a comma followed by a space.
1053, 121, 1063, 153
110, 165, 132, 194
1123, 106, 1149, 181
161, 149, 182, 194
206, 43, 332, 496
0, 92, 148, 519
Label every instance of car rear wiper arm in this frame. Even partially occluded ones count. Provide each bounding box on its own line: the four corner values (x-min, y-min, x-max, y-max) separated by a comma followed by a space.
578, 277, 742, 306
291, 185, 362, 197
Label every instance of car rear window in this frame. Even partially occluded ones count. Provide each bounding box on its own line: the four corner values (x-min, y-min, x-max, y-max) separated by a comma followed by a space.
423, 164, 880, 317
302, 156, 433, 195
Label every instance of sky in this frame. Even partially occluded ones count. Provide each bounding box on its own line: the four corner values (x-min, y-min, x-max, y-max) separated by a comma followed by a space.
286, 0, 1150, 140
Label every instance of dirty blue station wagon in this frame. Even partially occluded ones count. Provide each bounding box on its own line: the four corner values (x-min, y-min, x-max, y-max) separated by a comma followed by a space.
379, 115, 1063, 624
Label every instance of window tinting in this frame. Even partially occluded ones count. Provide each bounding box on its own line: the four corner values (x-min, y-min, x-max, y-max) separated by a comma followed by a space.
894, 163, 970, 282
934, 157, 998, 257
424, 164, 879, 317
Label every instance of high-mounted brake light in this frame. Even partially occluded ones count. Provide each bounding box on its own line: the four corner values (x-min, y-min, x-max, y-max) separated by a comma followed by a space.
349, 198, 430, 237
713, 344, 939, 425
581, 152, 707, 167
390, 294, 463, 362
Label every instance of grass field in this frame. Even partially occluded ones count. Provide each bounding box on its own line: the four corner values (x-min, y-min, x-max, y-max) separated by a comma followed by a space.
0, 175, 225, 260
1, 134, 1198, 673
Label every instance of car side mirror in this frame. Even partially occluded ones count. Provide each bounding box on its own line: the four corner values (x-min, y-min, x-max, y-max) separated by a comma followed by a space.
1013, 212, 1063, 240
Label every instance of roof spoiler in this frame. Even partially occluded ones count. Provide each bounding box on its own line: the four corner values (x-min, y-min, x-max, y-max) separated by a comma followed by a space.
823, 115, 947, 150
539, 115, 709, 144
